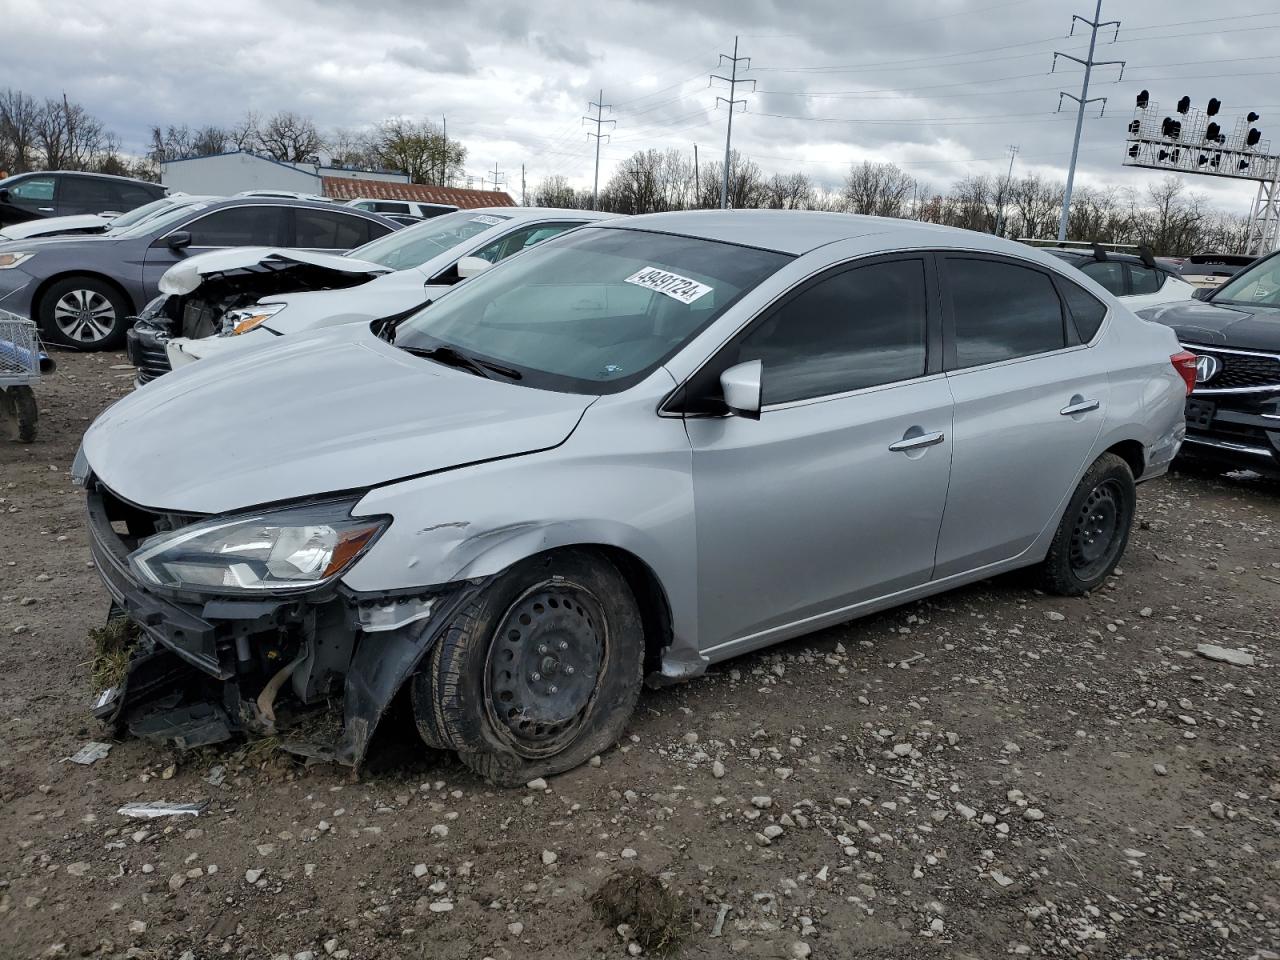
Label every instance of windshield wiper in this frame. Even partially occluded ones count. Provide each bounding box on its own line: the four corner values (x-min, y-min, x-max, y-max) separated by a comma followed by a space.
401, 344, 522, 381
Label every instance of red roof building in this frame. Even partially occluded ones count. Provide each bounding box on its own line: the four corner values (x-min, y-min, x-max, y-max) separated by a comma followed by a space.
321, 176, 515, 208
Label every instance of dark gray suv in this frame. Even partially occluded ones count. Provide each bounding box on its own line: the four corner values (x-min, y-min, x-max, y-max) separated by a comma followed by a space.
0, 171, 166, 228
0, 197, 400, 349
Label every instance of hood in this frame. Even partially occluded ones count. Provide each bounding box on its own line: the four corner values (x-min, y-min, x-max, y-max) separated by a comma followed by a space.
0, 233, 121, 254
158, 247, 391, 295
0, 214, 111, 241
82, 326, 593, 514
1141, 298, 1280, 352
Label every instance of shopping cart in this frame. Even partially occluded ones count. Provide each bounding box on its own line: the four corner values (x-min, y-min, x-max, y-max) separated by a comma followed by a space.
0, 309, 55, 443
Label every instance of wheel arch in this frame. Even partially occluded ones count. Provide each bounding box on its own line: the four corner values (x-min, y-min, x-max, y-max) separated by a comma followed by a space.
1103, 438, 1145, 480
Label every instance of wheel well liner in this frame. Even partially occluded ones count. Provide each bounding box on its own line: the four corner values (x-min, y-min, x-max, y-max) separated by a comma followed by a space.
1104, 439, 1145, 479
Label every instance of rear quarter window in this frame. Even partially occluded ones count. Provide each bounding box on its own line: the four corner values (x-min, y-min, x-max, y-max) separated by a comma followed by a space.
1056, 277, 1107, 342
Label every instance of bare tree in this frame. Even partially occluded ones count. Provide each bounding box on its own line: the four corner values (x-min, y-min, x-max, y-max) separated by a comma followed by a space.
229, 111, 260, 151
254, 111, 324, 162
761, 171, 814, 210
369, 118, 464, 184
0, 89, 42, 173
842, 161, 917, 217
35, 95, 109, 170
600, 148, 693, 214
327, 127, 377, 169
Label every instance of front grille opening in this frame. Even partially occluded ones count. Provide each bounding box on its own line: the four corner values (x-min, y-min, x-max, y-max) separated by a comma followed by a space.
96, 483, 200, 551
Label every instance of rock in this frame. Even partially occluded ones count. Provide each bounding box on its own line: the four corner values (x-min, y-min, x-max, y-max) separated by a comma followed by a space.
526, 778, 548, 790
1002, 741, 1021, 755
508, 921, 524, 937
763, 824, 784, 839
1154, 763, 1168, 776
1022, 808, 1045, 821
128, 921, 146, 935
413, 863, 429, 878
589, 755, 602, 767
751, 796, 773, 809
1195, 644, 1255, 667
541, 850, 558, 866
430, 824, 449, 838
245, 868, 264, 884
65, 862, 90, 877
1139, 606, 1153, 617
428, 900, 454, 912
1045, 611, 1065, 621
167, 872, 186, 891
892, 743, 912, 757
956, 803, 977, 820
789, 943, 812, 959
294, 953, 316, 960
628, 943, 643, 957
1210, 801, 1226, 819
712, 760, 725, 779
323, 940, 339, 955
621, 847, 637, 859
1178, 715, 1197, 726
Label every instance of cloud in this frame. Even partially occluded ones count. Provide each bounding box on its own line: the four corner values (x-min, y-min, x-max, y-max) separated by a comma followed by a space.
386, 44, 477, 75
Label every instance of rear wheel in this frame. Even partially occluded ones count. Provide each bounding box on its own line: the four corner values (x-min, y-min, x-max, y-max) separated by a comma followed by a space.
1039, 453, 1135, 596
412, 550, 644, 785
0, 386, 38, 442
38, 276, 130, 350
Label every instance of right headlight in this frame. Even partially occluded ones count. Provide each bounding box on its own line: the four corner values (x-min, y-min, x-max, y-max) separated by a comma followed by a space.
220, 302, 286, 337
129, 498, 388, 594
0, 251, 34, 269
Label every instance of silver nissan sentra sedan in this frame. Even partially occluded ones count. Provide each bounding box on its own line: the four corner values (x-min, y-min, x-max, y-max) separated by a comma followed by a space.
76, 210, 1193, 784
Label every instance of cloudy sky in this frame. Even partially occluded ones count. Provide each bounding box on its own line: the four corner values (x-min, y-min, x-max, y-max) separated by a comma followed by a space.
5, 0, 1279, 214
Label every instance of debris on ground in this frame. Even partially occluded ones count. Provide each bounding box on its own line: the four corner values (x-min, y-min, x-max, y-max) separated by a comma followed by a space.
67, 741, 112, 765
117, 801, 208, 819
1195, 642, 1257, 666
589, 867, 693, 955
86, 616, 138, 693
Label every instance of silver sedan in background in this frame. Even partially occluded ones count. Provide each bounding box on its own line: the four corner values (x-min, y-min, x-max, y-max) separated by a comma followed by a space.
77, 210, 1191, 784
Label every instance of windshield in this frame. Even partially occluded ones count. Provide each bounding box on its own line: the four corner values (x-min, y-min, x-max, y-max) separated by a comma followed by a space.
394, 226, 792, 394
1212, 253, 1280, 308
350, 210, 511, 270
113, 201, 214, 239
104, 197, 178, 231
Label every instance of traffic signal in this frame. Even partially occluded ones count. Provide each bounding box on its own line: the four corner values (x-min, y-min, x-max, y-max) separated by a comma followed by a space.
1205, 122, 1221, 142
1176, 96, 1191, 114
1197, 154, 1208, 166
1247, 112, 1260, 123
1247, 127, 1261, 147
1161, 117, 1182, 139
1128, 144, 1140, 158
1128, 120, 1141, 134
1207, 98, 1221, 116
1136, 90, 1150, 108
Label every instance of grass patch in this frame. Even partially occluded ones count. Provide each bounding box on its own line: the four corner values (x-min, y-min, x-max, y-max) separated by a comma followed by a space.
243, 735, 282, 768
589, 867, 692, 955
87, 616, 139, 692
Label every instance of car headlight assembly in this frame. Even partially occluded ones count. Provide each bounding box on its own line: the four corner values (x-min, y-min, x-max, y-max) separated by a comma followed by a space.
221, 302, 286, 337
129, 499, 388, 594
0, 251, 35, 269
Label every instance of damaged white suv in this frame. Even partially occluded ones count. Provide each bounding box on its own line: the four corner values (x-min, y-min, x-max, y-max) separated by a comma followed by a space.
79, 211, 1190, 784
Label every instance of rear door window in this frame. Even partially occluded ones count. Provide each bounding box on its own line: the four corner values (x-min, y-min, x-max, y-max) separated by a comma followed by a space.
945, 257, 1066, 369
1126, 264, 1164, 295
185, 205, 290, 247
471, 222, 583, 264
1078, 260, 1127, 296
294, 208, 374, 249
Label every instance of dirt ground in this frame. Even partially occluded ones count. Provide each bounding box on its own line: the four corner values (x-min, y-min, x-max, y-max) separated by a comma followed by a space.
1, 351, 1278, 960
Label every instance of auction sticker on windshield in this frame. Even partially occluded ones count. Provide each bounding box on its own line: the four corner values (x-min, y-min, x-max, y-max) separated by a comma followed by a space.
624, 266, 713, 304
469, 215, 505, 226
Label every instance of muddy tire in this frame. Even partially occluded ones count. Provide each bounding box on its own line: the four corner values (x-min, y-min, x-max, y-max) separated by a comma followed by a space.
1038, 453, 1135, 596
411, 550, 644, 785
38, 275, 130, 350
0, 386, 38, 443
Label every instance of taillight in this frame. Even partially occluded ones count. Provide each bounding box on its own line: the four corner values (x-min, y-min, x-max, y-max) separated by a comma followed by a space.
1170, 350, 1197, 395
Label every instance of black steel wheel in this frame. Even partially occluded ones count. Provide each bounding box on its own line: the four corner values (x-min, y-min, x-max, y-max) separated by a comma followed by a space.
1039, 453, 1136, 596
0, 386, 38, 443
411, 549, 644, 785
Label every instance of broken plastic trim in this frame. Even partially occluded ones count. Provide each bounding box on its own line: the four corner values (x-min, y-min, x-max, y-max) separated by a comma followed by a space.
356, 595, 436, 632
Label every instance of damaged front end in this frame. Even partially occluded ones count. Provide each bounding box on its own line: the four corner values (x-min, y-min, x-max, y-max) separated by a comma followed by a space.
126, 252, 389, 384
86, 478, 479, 768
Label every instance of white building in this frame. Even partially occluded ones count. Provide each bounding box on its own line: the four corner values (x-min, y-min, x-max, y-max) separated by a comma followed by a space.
160, 151, 408, 196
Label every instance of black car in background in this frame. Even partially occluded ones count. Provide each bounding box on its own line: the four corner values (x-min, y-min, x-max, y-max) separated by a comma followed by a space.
1140, 250, 1280, 474
0, 171, 166, 228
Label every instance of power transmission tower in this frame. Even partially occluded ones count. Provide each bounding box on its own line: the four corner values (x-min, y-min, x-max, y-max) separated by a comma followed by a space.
995, 144, 1019, 237
1053, 1, 1125, 241
583, 90, 614, 210
711, 36, 754, 210
489, 161, 504, 194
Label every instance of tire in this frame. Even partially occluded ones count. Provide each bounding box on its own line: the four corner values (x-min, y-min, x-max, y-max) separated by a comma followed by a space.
37, 276, 131, 351
1039, 453, 1136, 596
0, 386, 38, 443
412, 550, 644, 785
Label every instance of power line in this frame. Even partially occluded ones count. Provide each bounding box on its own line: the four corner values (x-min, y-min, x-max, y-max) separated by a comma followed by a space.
583, 89, 615, 209
711, 35, 754, 209
1053, 0, 1124, 242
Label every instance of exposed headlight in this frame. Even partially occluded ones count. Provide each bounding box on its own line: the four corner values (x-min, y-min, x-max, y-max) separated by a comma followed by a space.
0, 251, 34, 269
129, 499, 388, 594
221, 302, 286, 337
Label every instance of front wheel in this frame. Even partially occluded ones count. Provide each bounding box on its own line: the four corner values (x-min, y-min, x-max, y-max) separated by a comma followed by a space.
1038, 453, 1136, 596
38, 276, 130, 350
412, 550, 644, 785
1, 386, 38, 442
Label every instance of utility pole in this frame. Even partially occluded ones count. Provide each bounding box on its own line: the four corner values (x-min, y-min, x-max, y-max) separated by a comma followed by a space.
693, 143, 700, 207
583, 89, 614, 210
1053, 1, 1124, 241
521, 163, 526, 206
440, 115, 447, 186
995, 144, 1019, 237
489, 162, 504, 194
711, 37, 754, 210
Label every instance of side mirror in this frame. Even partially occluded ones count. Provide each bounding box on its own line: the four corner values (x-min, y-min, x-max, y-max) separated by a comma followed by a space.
720, 360, 763, 420
166, 231, 192, 251
1192, 287, 1211, 301
456, 256, 492, 280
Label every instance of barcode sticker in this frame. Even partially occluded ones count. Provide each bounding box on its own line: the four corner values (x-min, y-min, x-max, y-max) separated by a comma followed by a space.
469, 215, 505, 226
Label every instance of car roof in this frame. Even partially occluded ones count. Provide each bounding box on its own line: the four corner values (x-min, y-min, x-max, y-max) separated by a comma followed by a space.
603, 209, 1046, 256
462, 206, 615, 221
6, 170, 163, 187
1040, 247, 1172, 270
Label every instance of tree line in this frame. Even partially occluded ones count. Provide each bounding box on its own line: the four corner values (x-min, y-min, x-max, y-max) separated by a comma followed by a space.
0, 88, 467, 187
534, 149, 1254, 255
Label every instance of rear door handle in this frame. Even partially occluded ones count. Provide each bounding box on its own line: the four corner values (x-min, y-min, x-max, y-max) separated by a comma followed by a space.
889, 431, 946, 452
37, 206, 55, 213
1060, 398, 1100, 416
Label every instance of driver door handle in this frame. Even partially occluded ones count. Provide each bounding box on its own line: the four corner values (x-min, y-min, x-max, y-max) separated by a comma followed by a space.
888, 431, 946, 452
1060, 398, 1100, 416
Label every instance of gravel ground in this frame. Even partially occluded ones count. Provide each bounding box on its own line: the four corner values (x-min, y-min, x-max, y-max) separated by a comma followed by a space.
1, 351, 1278, 960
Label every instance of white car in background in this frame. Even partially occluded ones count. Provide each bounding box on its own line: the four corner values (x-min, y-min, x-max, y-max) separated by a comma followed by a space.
1040, 246, 1197, 311
346, 198, 459, 220
130, 207, 615, 380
